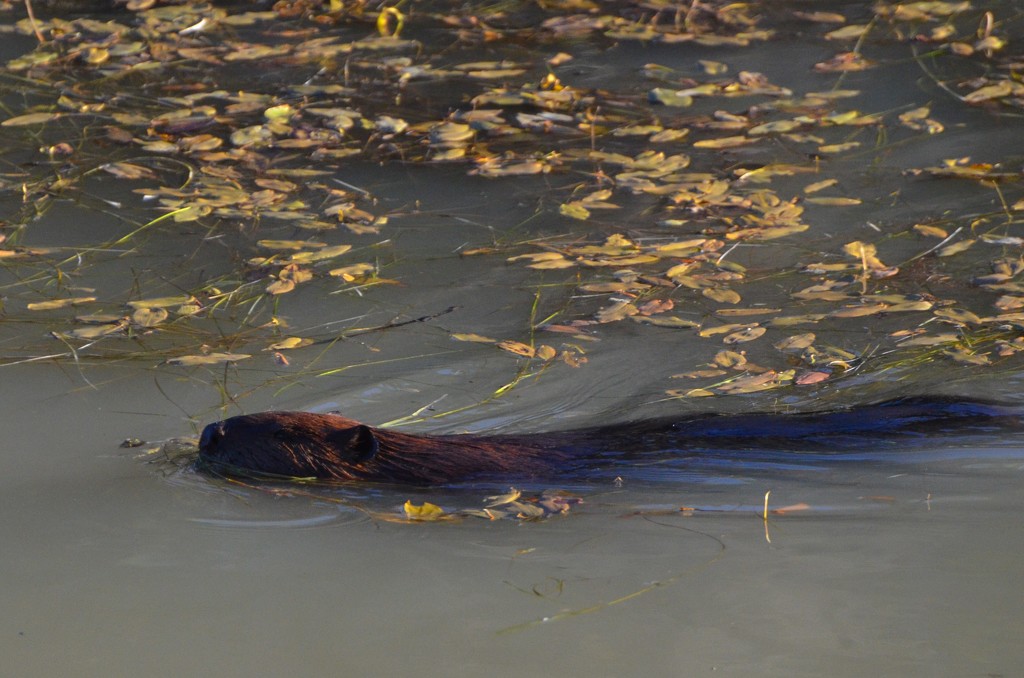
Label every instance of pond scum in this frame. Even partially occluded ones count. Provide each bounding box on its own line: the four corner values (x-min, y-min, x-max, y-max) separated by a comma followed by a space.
0, 0, 1022, 407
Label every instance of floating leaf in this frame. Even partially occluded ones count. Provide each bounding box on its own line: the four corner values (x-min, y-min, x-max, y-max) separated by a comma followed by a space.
717, 308, 779, 317
329, 263, 375, 280
806, 196, 862, 206
703, 287, 741, 304
824, 24, 871, 40
648, 88, 694, 107
266, 279, 295, 295
497, 340, 535, 357
775, 333, 816, 351
289, 245, 352, 264
596, 301, 638, 323
69, 323, 125, 339
717, 370, 793, 394
2, 111, 62, 126
963, 81, 1013, 104
804, 179, 839, 194
899, 333, 960, 347
127, 296, 196, 310
913, 224, 948, 238
934, 308, 981, 325
748, 120, 801, 136
655, 238, 707, 253
795, 371, 831, 385
484, 488, 521, 507
673, 369, 727, 379
166, 353, 251, 366
258, 239, 326, 250
630, 316, 700, 328
131, 307, 168, 327
508, 252, 565, 264
535, 345, 558, 361
937, 239, 975, 257
943, 348, 990, 365
830, 304, 888, 318
27, 297, 96, 311
560, 203, 590, 220
102, 162, 157, 180
268, 337, 314, 350
693, 136, 755, 149
723, 326, 766, 344
403, 500, 445, 520
452, 333, 496, 343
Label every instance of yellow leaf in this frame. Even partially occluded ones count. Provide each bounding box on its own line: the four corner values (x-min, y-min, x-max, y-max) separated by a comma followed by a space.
747, 120, 801, 136
257, 239, 326, 250
69, 323, 124, 339
934, 308, 981, 325
127, 296, 196, 309
672, 369, 727, 379
700, 323, 744, 337
774, 333, 816, 351
805, 196, 862, 206
804, 179, 838, 194
266, 279, 295, 295
595, 301, 638, 323
131, 307, 168, 327
665, 262, 698, 279
703, 287, 741, 304
654, 238, 707, 253
963, 81, 1013, 104
535, 345, 558, 361
824, 24, 871, 40
913, 224, 948, 238
829, 304, 888, 318
818, 142, 861, 153
403, 500, 445, 520
165, 353, 251, 366
528, 258, 576, 269
497, 340, 535, 357
937, 239, 975, 257
717, 307, 781, 317
507, 252, 565, 263
723, 326, 766, 344
451, 333, 496, 343
630, 315, 700, 328
27, 296, 96, 311
2, 111, 62, 126
484, 489, 521, 507
268, 337, 314, 350
559, 203, 591, 220
693, 135, 755, 149
288, 244, 352, 264
328, 263, 375, 280
899, 333, 959, 347
717, 370, 793, 394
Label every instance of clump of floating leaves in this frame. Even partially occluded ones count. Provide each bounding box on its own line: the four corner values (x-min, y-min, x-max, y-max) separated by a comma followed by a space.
401, 487, 582, 523
0, 1, 1022, 406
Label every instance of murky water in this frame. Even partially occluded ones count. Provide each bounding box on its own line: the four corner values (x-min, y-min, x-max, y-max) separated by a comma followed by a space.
2, 3, 1023, 677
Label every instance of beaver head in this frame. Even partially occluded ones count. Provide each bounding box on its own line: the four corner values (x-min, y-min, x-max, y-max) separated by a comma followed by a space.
199, 411, 379, 480
197, 410, 563, 484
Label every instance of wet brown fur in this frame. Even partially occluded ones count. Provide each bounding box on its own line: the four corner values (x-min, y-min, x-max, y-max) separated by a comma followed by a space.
199, 411, 565, 485
198, 398, 1020, 485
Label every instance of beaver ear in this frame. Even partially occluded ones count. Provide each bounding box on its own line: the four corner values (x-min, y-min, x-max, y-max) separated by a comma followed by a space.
328, 424, 378, 463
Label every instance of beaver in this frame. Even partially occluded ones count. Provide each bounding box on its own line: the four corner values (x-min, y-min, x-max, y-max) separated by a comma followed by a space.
197, 397, 1018, 485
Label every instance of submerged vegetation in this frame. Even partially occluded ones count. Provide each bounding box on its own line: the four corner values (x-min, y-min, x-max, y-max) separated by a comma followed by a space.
0, 0, 1022, 412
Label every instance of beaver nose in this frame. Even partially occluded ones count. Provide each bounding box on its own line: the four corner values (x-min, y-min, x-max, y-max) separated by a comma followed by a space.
199, 421, 224, 455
